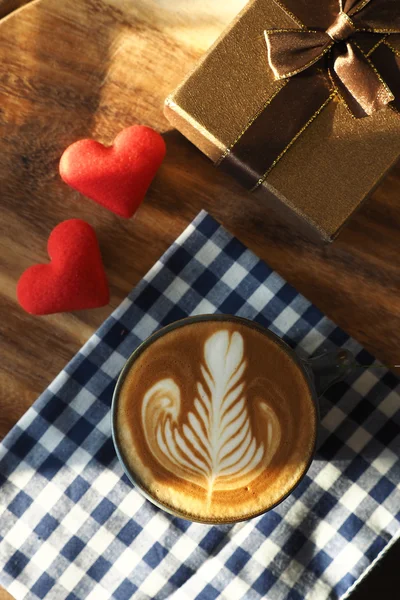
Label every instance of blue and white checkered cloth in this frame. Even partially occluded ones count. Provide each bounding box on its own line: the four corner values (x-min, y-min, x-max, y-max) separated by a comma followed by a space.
0, 210, 399, 600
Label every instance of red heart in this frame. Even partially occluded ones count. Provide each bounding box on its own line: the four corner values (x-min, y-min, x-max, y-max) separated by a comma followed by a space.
17, 220, 110, 315
59, 126, 166, 218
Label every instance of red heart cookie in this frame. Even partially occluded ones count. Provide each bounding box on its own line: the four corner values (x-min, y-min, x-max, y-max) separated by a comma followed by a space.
59, 126, 166, 218
17, 220, 110, 315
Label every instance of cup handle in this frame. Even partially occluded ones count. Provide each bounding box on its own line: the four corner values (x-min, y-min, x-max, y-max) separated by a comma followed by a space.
305, 350, 357, 398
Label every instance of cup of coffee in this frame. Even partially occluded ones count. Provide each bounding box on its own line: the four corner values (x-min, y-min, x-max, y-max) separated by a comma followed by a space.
112, 315, 355, 524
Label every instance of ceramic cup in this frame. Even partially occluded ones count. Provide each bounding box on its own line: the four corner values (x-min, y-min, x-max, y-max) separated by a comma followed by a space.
111, 315, 356, 523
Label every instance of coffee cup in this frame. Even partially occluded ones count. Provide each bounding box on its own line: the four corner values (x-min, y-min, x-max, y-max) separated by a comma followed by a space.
111, 315, 355, 524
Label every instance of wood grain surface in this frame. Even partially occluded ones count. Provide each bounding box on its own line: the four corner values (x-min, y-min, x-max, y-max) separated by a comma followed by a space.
0, 0, 399, 598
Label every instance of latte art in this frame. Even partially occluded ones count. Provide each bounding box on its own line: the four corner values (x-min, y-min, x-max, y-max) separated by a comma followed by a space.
142, 331, 281, 502
116, 319, 317, 522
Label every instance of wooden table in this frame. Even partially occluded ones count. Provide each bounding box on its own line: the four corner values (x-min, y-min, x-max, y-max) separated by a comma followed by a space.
0, 0, 399, 598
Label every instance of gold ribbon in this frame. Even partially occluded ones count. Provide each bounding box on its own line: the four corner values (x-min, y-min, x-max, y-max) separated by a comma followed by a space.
265, 0, 400, 118
218, 0, 400, 190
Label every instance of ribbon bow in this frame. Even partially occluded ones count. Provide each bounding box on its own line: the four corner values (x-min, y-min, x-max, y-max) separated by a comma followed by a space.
265, 0, 400, 117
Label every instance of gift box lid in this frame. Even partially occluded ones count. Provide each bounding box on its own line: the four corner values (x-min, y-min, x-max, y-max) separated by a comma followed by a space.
165, 0, 400, 242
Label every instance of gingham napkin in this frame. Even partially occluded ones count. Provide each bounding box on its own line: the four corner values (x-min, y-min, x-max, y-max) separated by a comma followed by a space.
0, 211, 399, 600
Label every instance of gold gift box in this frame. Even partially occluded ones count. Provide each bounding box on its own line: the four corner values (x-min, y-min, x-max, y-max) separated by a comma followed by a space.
165, 0, 400, 242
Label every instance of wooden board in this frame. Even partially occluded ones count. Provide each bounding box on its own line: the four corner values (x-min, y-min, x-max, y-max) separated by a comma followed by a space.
0, 1, 399, 598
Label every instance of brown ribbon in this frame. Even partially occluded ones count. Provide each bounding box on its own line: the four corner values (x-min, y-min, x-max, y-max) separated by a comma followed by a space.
219, 0, 400, 191
265, 0, 400, 118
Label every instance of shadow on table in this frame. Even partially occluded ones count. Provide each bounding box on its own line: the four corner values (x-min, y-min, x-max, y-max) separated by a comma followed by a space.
0, 0, 32, 19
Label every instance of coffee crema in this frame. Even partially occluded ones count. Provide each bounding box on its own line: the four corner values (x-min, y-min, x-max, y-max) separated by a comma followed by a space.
115, 319, 317, 522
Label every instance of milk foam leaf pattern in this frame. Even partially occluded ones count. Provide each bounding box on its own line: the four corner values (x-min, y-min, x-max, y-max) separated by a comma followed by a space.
141, 331, 281, 500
